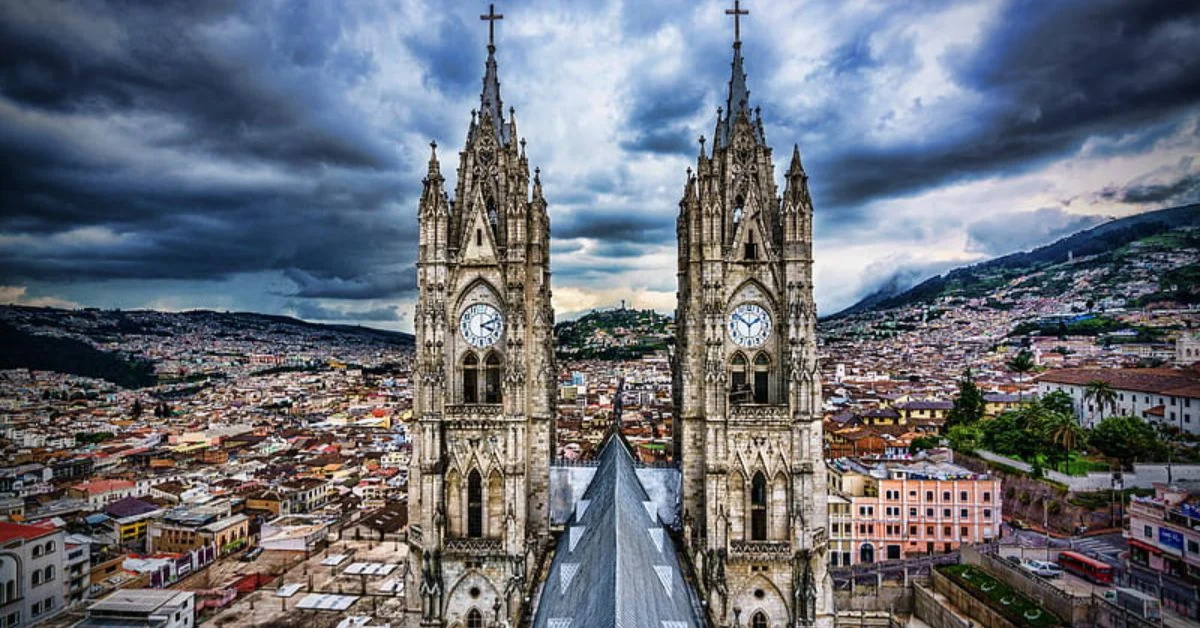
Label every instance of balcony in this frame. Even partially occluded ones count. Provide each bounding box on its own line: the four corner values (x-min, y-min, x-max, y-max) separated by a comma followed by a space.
444, 404, 503, 420
444, 537, 504, 556
730, 539, 791, 558
729, 404, 790, 423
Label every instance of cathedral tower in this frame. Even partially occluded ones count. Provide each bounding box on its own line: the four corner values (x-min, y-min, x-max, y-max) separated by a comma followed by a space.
409, 6, 556, 626
674, 3, 832, 626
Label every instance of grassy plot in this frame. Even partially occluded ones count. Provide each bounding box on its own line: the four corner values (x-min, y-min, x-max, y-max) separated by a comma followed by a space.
939, 564, 1064, 628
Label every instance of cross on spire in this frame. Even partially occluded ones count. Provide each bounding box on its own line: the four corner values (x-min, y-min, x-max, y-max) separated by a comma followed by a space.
725, 0, 749, 45
481, 3, 504, 50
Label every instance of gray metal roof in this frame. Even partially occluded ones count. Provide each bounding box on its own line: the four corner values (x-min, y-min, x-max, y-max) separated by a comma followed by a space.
532, 437, 704, 628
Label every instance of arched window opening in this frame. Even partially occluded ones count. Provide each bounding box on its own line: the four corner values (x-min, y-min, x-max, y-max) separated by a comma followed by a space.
752, 612, 768, 628
860, 543, 875, 564
486, 198, 498, 227
467, 608, 484, 628
484, 353, 502, 403
730, 353, 749, 405
45, 565, 54, 581
733, 195, 745, 226
467, 470, 484, 538
750, 472, 767, 541
463, 353, 479, 404
745, 231, 758, 260
754, 353, 770, 404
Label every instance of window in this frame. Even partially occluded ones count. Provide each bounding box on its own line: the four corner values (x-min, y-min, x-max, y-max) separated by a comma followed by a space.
926, 508, 934, 517
926, 526, 933, 536
751, 472, 768, 541
943, 526, 951, 536
909, 525, 917, 535
744, 232, 758, 260
484, 353, 502, 403
961, 527, 969, 538
467, 470, 484, 538
467, 609, 484, 628
1144, 525, 1153, 538
942, 491, 951, 502
476, 229, 482, 247
32, 545, 43, 558
44, 566, 54, 582
752, 612, 768, 628
926, 491, 934, 501
909, 490, 917, 498
753, 353, 770, 404
859, 544, 874, 564
983, 509, 992, 519
960, 509, 969, 519
983, 492, 991, 503
960, 491, 968, 501
909, 508, 917, 517
31, 571, 41, 586
1187, 540, 1199, 554
462, 353, 479, 404
943, 508, 951, 518
730, 354, 748, 404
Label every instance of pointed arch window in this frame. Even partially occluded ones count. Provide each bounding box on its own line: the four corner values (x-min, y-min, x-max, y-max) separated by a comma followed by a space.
733, 194, 745, 226
467, 470, 484, 538
484, 352, 502, 403
750, 471, 767, 541
753, 353, 770, 404
463, 353, 479, 404
752, 612, 768, 628
730, 353, 749, 405
467, 608, 484, 628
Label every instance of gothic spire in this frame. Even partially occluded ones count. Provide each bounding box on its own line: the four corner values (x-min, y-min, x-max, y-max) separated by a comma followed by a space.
788, 144, 805, 177
427, 141, 442, 179
718, 1, 763, 148
479, 4, 508, 144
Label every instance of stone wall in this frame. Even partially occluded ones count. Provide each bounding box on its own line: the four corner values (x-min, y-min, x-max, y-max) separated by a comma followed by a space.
913, 582, 972, 628
931, 569, 1020, 628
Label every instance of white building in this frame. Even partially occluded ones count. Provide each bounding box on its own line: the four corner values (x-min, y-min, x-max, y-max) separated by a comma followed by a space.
0, 522, 66, 627
78, 589, 194, 628
1178, 333, 1200, 366
1036, 368, 1200, 433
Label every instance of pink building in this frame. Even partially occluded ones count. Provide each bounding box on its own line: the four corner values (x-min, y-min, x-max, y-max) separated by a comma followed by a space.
828, 458, 1002, 566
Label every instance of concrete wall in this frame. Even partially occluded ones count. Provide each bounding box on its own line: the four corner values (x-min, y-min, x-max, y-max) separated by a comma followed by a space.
974, 450, 1200, 492
931, 570, 1019, 628
913, 582, 972, 628
960, 545, 1089, 626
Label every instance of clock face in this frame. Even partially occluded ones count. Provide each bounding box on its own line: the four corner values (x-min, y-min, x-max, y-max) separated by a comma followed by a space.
728, 303, 771, 348
460, 303, 503, 348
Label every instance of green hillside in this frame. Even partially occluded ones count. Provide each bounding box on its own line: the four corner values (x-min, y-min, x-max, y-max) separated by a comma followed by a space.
555, 307, 673, 360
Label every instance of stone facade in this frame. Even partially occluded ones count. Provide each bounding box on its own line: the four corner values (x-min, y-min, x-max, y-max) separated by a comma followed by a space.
408, 32, 556, 627
673, 34, 832, 628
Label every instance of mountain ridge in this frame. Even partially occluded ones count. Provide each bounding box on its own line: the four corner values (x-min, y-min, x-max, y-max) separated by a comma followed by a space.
832, 204, 1200, 318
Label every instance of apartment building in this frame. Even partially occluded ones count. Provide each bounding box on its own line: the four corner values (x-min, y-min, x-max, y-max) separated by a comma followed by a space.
79, 589, 194, 628
0, 522, 66, 627
828, 458, 1002, 566
1037, 367, 1200, 433
1126, 482, 1200, 620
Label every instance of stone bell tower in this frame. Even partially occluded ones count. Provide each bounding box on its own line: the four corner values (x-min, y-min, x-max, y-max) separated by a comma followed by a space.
408, 5, 556, 626
673, 2, 832, 626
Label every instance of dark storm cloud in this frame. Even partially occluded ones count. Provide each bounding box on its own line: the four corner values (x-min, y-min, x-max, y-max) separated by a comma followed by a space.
407, 12, 483, 97
288, 300, 403, 322
1099, 172, 1200, 206
966, 208, 1107, 257
0, 0, 417, 300
804, 0, 1200, 217
554, 208, 675, 244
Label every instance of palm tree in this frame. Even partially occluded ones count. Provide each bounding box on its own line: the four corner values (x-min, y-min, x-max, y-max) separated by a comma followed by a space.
1083, 379, 1118, 421
1046, 413, 1084, 462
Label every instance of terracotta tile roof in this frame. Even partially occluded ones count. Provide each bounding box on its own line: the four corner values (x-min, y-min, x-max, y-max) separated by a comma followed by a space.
0, 521, 56, 544
1036, 368, 1200, 398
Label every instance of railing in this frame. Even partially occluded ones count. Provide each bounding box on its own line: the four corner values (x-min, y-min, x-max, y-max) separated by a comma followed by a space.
730, 539, 791, 557
729, 404, 790, 422
444, 537, 504, 555
445, 404, 503, 418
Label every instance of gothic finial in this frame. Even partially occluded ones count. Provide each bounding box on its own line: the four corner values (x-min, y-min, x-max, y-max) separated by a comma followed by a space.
481, 3, 504, 50
725, 0, 748, 46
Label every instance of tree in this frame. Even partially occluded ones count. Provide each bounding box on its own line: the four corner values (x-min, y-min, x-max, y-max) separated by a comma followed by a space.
1083, 379, 1118, 420
131, 398, 143, 419
909, 436, 940, 453
1041, 390, 1076, 419
946, 368, 986, 428
1090, 415, 1159, 470
1006, 349, 1036, 375
1039, 410, 1085, 466
946, 424, 982, 452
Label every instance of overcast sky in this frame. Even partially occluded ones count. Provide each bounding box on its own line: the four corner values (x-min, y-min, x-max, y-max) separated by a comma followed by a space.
2, 0, 1198, 331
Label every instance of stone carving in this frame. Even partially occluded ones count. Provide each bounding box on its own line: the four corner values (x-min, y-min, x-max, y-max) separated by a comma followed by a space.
420, 550, 444, 620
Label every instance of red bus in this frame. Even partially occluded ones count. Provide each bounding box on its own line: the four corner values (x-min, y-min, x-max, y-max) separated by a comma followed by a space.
1057, 550, 1115, 584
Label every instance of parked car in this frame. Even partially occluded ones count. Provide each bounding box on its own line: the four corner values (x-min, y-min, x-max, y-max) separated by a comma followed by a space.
1021, 560, 1063, 578
240, 547, 264, 562
1008, 518, 1028, 530
1003, 554, 1023, 568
